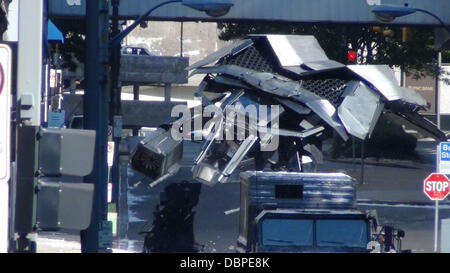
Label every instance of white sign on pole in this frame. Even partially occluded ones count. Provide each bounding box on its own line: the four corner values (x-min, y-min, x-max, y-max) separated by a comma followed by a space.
107, 141, 115, 167
0, 44, 12, 253
439, 66, 450, 115
435, 142, 450, 252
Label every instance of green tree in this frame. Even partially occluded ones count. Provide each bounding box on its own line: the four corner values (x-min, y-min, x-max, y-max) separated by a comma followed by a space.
218, 22, 449, 79
51, 18, 86, 72
0, 0, 11, 39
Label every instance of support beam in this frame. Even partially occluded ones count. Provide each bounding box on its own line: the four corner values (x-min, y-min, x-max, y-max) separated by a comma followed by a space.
165, 83, 172, 102
48, 0, 450, 26
80, 0, 110, 253
14, 0, 45, 253
110, 0, 121, 212
436, 51, 442, 130
17, 0, 43, 125
132, 85, 139, 136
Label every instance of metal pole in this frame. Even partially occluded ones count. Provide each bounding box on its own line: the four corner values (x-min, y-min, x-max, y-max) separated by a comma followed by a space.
17, 0, 43, 125
110, 0, 122, 122
165, 83, 172, 102
110, 0, 121, 207
415, 9, 450, 35
107, 0, 192, 227
110, 0, 181, 46
14, 0, 45, 253
361, 139, 365, 184
352, 136, 356, 165
80, 0, 110, 253
436, 51, 442, 129
180, 21, 184, 57
132, 85, 139, 136
435, 199, 439, 252
435, 145, 440, 253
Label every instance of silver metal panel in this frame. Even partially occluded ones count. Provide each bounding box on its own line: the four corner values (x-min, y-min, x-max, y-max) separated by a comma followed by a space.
241, 171, 357, 209
347, 65, 427, 107
122, 101, 187, 128
60, 129, 96, 176
38, 129, 62, 176
36, 181, 94, 231
226, 93, 284, 127
213, 75, 253, 90
303, 60, 345, 71
58, 182, 94, 230
120, 55, 189, 84
194, 65, 348, 140
38, 128, 96, 177
131, 129, 183, 181
338, 82, 384, 140
192, 65, 302, 98
266, 35, 329, 67
186, 39, 253, 70
258, 126, 324, 139
194, 118, 224, 164
243, 72, 302, 98
281, 66, 309, 75
397, 86, 428, 107
222, 135, 258, 177
61, 96, 188, 128
192, 162, 223, 186
301, 99, 349, 141
49, 0, 450, 26
275, 98, 311, 115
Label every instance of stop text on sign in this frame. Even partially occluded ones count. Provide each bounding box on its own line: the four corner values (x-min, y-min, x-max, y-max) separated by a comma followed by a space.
423, 173, 450, 201
425, 180, 449, 192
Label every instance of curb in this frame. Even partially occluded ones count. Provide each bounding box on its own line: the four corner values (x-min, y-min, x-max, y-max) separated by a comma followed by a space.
325, 157, 433, 170
357, 199, 450, 207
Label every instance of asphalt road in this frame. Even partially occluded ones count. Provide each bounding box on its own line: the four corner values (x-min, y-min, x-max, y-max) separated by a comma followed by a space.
35, 139, 449, 253
117, 139, 449, 253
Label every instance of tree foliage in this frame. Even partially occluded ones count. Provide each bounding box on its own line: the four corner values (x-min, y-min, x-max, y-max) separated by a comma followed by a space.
0, 0, 11, 40
51, 18, 86, 72
218, 22, 450, 79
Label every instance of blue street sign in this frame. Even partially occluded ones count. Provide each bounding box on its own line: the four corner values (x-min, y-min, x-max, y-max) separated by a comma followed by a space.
48, 110, 66, 128
441, 142, 450, 162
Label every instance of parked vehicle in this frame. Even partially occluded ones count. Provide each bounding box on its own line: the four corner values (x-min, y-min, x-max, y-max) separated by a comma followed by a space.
121, 45, 154, 56
237, 171, 407, 253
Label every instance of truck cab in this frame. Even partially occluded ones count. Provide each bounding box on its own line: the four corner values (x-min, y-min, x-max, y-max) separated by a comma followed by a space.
237, 171, 405, 253
255, 209, 372, 253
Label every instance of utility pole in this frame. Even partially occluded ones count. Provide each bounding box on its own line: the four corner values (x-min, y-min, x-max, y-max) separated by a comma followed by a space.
436, 51, 442, 130
14, 0, 44, 253
80, 0, 110, 253
110, 0, 121, 206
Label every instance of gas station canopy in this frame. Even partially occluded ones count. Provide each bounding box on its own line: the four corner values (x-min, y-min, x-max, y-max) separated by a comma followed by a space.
48, 0, 450, 26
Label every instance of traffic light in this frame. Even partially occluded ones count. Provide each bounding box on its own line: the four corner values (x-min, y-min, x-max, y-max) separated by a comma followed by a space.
15, 126, 96, 233
347, 51, 357, 64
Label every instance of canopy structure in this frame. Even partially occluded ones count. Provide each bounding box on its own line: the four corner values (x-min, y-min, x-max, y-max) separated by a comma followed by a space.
48, 0, 450, 26
47, 20, 64, 43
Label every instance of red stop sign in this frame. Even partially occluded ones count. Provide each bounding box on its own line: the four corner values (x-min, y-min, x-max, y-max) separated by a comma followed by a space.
424, 173, 450, 200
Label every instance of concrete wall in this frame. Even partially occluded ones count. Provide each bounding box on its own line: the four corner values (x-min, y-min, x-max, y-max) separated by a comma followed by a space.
124, 21, 227, 86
